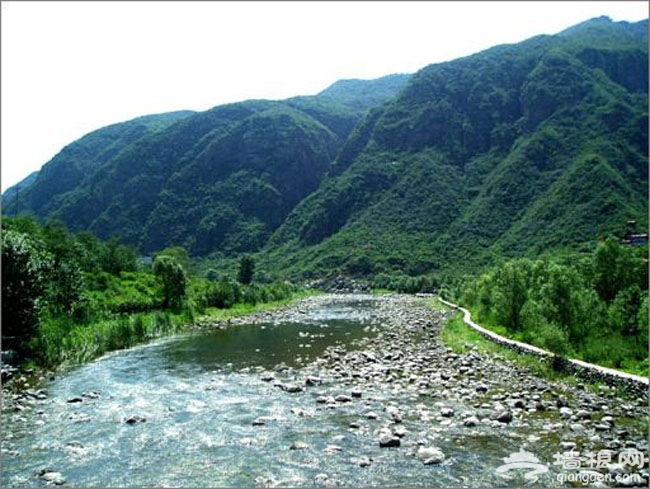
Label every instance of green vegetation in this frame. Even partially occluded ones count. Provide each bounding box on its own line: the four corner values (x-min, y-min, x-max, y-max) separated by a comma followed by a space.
461, 239, 648, 375
439, 311, 568, 381
4, 77, 409, 257
237, 255, 255, 285
1, 18, 647, 377
1, 217, 302, 369
266, 18, 647, 282
153, 255, 187, 309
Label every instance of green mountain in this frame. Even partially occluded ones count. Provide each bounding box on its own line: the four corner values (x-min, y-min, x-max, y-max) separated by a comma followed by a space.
4, 111, 195, 217
3, 75, 410, 254
4, 17, 647, 283
265, 17, 648, 279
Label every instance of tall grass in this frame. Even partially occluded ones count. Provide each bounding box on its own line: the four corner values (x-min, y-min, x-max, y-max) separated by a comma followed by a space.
32, 287, 319, 368
34, 311, 188, 367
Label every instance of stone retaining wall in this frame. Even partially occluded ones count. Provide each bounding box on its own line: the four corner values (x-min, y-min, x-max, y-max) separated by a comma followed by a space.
438, 298, 649, 398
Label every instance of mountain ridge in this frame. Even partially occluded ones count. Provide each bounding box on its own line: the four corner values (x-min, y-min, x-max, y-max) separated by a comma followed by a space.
4, 16, 647, 283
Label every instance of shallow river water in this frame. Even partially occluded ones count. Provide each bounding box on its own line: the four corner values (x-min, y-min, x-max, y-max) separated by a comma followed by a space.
2, 295, 647, 488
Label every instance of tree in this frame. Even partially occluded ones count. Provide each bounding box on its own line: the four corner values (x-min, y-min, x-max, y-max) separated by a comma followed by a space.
1, 230, 51, 352
156, 246, 191, 272
153, 255, 187, 309
237, 255, 255, 285
593, 237, 635, 304
493, 260, 530, 331
100, 236, 138, 276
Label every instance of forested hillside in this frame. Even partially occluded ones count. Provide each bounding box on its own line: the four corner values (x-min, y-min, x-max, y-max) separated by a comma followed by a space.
4, 17, 647, 284
4, 75, 409, 255
2, 16, 648, 376
266, 17, 648, 281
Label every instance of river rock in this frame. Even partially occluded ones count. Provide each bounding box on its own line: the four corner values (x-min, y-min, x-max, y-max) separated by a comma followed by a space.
594, 422, 612, 431
252, 416, 274, 426
66, 396, 83, 404
464, 415, 480, 427
378, 434, 400, 448
81, 390, 101, 399
313, 473, 332, 487
335, 394, 352, 403
68, 412, 91, 423
39, 471, 66, 485
64, 441, 86, 456
125, 415, 146, 425
387, 407, 402, 423
289, 441, 309, 450
351, 388, 363, 398
440, 407, 454, 418
282, 384, 304, 393
512, 399, 525, 409
358, 456, 372, 467
417, 446, 446, 464
306, 376, 322, 386
493, 410, 513, 423
576, 409, 592, 420
559, 407, 573, 419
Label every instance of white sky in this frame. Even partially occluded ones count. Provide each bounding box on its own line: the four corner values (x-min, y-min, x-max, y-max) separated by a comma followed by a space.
1, 1, 647, 192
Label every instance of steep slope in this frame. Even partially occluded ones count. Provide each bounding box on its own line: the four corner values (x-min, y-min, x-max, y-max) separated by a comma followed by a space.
3, 171, 40, 202
3, 111, 194, 216
266, 17, 648, 279
4, 75, 410, 255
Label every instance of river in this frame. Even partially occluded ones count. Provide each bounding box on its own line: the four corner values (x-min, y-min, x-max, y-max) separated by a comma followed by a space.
2, 294, 648, 488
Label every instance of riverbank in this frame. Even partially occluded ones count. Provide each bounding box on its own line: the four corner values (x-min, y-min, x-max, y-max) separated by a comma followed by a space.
1, 288, 321, 396
438, 297, 649, 397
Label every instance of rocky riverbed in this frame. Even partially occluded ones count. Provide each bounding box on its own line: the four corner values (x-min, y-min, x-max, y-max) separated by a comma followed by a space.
2, 293, 648, 488
202, 293, 650, 487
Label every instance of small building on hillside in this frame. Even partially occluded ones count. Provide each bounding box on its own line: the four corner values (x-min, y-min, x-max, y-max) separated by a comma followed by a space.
620, 220, 649, 246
